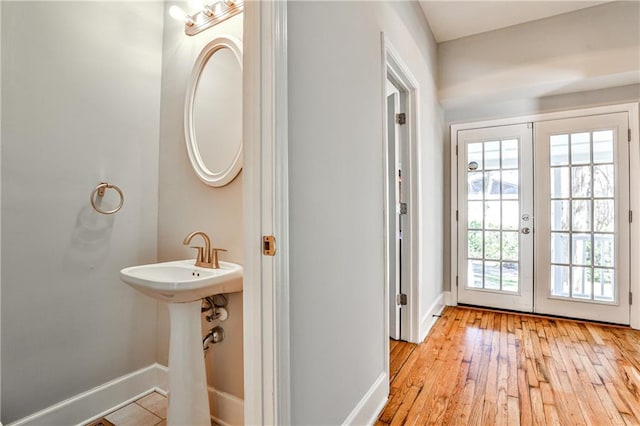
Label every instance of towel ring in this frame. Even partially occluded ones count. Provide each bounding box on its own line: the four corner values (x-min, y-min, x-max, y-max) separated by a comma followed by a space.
90, 182, 124, 215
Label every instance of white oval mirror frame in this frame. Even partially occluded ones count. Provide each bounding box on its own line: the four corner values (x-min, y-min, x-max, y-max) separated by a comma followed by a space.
185, 36, 243, 187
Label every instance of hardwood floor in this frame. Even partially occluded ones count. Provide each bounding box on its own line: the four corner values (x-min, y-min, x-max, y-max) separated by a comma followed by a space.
378, 306, 640, 425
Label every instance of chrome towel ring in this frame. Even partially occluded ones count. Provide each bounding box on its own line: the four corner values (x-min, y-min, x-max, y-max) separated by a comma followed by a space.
90, 182, 124, 215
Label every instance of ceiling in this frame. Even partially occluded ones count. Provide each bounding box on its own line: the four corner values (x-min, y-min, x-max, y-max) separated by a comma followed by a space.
419, 1, 613, 43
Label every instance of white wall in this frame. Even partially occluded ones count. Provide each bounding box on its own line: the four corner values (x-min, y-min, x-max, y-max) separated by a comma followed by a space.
0, 2, 163, 423
157, 2, 244, 400
438, 1, 640, 109
288, 2, 442, 423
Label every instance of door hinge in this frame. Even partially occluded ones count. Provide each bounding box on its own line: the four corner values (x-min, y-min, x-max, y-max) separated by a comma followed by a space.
629, 128, 632, 142
262, 235, 276, 256
399, 202, 408, 215
456, 145, 458, 156
456, 276, 459, 287
397, 293, 408, 306
456, 210, 459, 221
630, 292, 633, 305
396, 113, 406, 125
630, 210, 633, 223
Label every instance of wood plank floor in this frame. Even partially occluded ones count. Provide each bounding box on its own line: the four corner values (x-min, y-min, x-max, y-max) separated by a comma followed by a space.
378, 306, 640, 425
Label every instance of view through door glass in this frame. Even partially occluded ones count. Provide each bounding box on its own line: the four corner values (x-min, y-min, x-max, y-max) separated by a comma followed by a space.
457, 124, 534, 312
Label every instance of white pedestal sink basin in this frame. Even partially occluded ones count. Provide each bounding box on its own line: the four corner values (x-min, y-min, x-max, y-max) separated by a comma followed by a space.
120, 259, 242, 426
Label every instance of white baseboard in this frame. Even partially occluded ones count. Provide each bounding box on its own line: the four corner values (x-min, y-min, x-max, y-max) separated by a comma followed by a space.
419, 292, 446, 342
208, 387, 245, 426
443, 290, 453, 306
7, 364, 160, 426
8, 364, 244, 426
342, 372, 388, 426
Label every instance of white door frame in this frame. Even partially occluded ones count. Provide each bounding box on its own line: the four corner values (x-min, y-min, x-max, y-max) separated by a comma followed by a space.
243, 1, 290, 424
381, 32, 421, 363
449, 103, 640, 329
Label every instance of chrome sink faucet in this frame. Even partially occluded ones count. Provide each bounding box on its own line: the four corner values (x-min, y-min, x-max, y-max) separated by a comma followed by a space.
183, 231, 226, 269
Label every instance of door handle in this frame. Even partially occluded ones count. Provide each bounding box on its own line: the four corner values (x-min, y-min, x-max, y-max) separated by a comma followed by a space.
521, 227, 531, 234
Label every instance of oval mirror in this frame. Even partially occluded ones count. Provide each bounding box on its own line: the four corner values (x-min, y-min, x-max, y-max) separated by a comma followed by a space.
185, 36, 243, 187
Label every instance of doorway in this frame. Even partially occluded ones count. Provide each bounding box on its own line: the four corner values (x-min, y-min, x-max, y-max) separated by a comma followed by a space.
382, 36, 419, 347
455, 110, 633, 325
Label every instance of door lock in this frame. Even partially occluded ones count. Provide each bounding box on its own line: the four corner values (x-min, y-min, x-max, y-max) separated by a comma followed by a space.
521, 227, 531, 234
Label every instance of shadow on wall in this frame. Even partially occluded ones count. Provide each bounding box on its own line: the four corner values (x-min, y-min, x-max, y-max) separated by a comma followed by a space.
63, 205, 115, 274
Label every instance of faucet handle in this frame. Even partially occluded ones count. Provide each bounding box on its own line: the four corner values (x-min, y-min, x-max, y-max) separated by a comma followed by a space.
189, 246, 205, 263
210, 248, 227, 269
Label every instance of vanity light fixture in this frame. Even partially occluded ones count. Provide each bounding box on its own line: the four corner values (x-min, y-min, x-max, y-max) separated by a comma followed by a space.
169, 1, 243, 37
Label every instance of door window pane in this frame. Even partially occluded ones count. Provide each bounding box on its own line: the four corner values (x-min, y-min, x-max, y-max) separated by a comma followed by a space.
571, 132, 591, 164
484, 141, 500, 170
593, 130, 613, 164
468, 143, 484, 170
484, 261, 501, 289
572, 266, 593, 299
468, 201, 483, 229
485, 171, 501, 200
594, 165, 614, 197
594, 200, 614, 232
502, 263, 518, 292
502, 170, 519, 199
551, 200, 570, 231
485, 231, 501, 260
468, 172, 483, 199
485, 201, 501, 230
551, 233, 570, 264
468, 231, 483, 259
572, 234, 592, 266
594, 269, 614, 302
594, 234, 614, 267
502, 232, 518, 261
551, 265, 570, 297
571, 166, 592, 197
572, 200, 592, 232
550, 134, 569, 166
502, 201, 519, 230
551, 167, 570, 198
502, 139, 518, 169
468, 260, 483, 288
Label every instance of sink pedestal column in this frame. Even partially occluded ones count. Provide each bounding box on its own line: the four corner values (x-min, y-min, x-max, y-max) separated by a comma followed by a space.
167, 300, 210, 426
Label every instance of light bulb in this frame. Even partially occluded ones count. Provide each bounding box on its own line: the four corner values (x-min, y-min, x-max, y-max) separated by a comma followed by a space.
169, 5, 194, 26
203, 5, 215, 17
169, 5, 186, 21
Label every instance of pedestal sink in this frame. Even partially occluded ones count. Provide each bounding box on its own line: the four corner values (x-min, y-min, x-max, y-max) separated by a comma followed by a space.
120, 259, 242, 426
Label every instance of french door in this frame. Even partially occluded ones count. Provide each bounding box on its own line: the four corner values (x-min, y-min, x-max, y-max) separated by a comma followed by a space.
534, 113, 630, 324
457, 124, 534, 312
457, 113, 631, 324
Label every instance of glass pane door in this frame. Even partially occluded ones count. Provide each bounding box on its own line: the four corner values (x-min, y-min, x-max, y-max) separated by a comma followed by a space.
535, 113, 630, 324
458, 124, 534, 312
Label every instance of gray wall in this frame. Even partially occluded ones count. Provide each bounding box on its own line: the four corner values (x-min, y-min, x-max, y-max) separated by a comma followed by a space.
288, 2, 442, 424
157, 2, 244, 399
1, 2, 163, 423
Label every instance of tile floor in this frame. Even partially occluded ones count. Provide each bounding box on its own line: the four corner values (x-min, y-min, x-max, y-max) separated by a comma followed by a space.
87, 392, 167, 426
